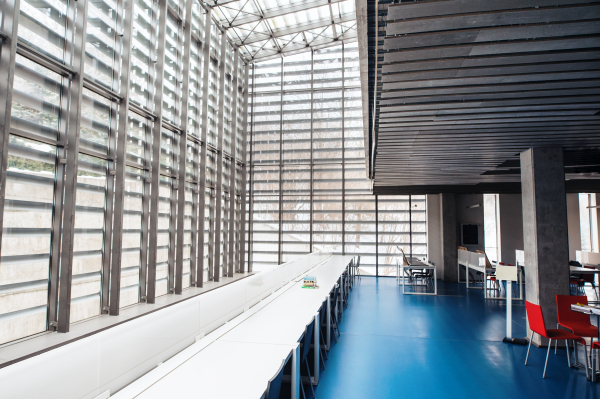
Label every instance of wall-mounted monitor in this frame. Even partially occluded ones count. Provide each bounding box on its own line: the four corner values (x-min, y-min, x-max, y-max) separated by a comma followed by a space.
461, 224, 479, 246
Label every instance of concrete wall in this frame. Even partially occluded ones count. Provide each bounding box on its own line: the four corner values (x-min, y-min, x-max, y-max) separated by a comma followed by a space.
456, 194, 484, 252
497, 194, 524, 265
426, 194, 442, 271
566, 193, 581, 260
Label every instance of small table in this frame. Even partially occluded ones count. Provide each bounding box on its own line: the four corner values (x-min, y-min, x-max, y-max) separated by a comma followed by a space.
570, 303, 600, 382
399, 264, 437, 295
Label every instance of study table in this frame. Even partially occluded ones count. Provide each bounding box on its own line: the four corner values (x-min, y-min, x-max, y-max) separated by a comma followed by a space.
571, 303, 600, 382
397, 261, 437, 295
114, 255, 354, 399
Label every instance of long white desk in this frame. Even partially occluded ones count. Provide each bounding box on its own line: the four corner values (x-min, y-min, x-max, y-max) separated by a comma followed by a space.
115, 255, 354, 399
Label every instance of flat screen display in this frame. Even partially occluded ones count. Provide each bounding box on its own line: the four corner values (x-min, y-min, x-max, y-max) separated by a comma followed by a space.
461, 224, 479, 246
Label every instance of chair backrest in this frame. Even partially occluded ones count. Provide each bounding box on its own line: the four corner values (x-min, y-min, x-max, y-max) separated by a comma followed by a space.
525, 301, 548, 338
476, 250, 492, 268
301, 321, 314, 362
265, 359, 286, 399
556, 295, 592, 327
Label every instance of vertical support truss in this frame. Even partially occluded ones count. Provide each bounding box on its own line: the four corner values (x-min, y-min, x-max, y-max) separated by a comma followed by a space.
213, 30, 227, 282
278, 59, 284, 265
309, 50, 314, 252
227, 51, 239, 277
197, 8, 212, 288
146, 0, 169, 304
238, 63, 249, 273
110, 0, 136, 315
0, 0, 20, 260
247, 64, 255, 272
56, 0, 89, 332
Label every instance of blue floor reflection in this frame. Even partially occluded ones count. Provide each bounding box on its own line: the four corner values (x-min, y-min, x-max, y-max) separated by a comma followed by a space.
315, 278, 598, 399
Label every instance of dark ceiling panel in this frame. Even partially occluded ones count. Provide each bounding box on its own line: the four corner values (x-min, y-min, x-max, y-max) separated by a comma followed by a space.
367, 0, 600, 194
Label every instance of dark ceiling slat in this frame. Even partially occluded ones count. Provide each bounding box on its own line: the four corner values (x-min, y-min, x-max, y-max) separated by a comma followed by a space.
386, 0, 596, 21
386, 5, 600, 36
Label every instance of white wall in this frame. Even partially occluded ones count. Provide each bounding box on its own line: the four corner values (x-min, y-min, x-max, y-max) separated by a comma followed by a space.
566, 193, 582, 261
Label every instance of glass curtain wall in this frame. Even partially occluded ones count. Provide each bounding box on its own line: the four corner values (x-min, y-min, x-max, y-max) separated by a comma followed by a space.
0, 0, 249, 345
247, 42, 427, 274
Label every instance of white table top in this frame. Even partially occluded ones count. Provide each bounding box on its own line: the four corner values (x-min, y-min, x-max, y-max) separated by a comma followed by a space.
571, 304, 600, 316
402, 265, 435, 270
119, 255, 354, 399
220, 255, 354, 346
133, 341, 293, 399
571, 266, 600, 274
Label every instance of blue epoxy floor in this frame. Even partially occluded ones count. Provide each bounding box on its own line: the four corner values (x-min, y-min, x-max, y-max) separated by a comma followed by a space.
315, 278, 598, 399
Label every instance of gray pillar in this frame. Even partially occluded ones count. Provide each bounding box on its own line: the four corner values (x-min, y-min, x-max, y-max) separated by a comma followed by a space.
498, 194, 523, 266
566, 193, 581, 261
521, 147, 569, 346
440, 193, 457, 282
426, 194, 442, 273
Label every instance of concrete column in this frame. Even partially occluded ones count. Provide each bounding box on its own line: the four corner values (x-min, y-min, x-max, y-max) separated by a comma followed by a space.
566, 193, 581, 260
426, 194, 442, 273
440, 193, 457, 282
594, 194, 600, 253
497, 194, 523, 265
521, 147, 570, 346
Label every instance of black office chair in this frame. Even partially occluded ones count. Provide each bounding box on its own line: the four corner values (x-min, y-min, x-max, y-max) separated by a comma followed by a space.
299, 321, 316, 399
264, 358, 286, 399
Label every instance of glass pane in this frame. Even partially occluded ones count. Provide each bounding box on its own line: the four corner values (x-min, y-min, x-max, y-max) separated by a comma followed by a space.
183, 183, 194, 289
160, 129, 175, 175
85, 0, 118, 88
207, 58, 219, 147
0, 135, 56, 344
156, 176, 173, 297
130, 0, 154, 108
81, 88, 112, 155
71, 154, 108, 323
188, 39, 203, 139
12, 55, 63, 141
126, 112, 150, 167
163, 12, 181, 124
18, 0, 68, 62
121, 167, 144, 308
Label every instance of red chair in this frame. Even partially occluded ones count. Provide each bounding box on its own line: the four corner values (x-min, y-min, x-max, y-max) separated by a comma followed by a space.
556, 295, 598, 343
524, 301, 589, 379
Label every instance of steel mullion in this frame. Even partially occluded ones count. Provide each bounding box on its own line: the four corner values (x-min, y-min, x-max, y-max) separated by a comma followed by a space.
342, 43, 345, 255
196, 7, 212, 288
238, 63, 249, 273
167, 0, 184, 297
146, 0, 169, 304
56, 0, 89, 333
247, 64, 255, 272
375, 195, 379, 277
109, 0, 136, 315
0, 0, 20, 273
174, 0, 194, 295
227, 51, 239, 277
190, 140, 199, 286
100, 0, 126, 314
309, 50, 314, 252
212, 31, 227, 282
278, 58, 283, 265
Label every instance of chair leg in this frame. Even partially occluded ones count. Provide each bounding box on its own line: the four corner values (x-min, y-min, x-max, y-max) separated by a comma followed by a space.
574, 340, 579, 365
555, 324, 559, 355
583, 343, 590, 380
305, 358, 316, 399
320, 347, 326, 370
300, 377, 306, 399
543, 339, 552, 378
565, 340, 572, 368
525, 331, 534, 366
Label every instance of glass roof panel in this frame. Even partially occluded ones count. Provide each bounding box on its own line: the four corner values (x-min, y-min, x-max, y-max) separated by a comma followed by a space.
207, 0, 357, 62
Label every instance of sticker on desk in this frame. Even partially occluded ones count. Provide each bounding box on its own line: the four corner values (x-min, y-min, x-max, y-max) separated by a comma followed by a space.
302, 276, 318, 289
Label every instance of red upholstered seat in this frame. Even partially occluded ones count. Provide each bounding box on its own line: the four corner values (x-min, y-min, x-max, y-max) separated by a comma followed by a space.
524, 301, 589, 379
527, 301, 585, 345
556, 295, 599, 339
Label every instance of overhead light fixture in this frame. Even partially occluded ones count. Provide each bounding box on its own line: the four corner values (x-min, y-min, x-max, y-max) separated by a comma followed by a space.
467, 204, 482, 209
